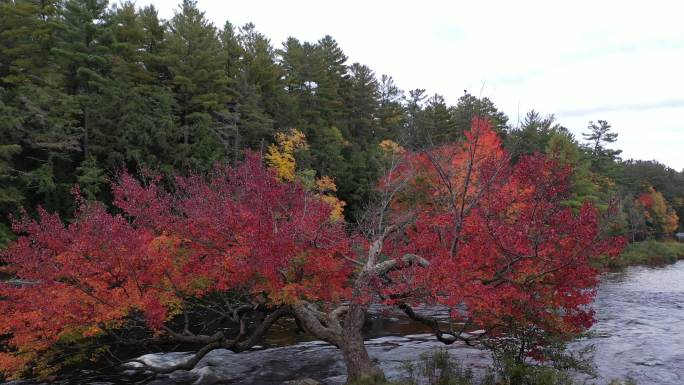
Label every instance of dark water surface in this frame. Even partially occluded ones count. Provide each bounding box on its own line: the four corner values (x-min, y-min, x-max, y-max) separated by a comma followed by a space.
5, 262, 684, 384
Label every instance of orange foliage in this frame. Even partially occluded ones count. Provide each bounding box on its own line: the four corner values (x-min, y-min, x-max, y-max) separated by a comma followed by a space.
638, 186, 679, 234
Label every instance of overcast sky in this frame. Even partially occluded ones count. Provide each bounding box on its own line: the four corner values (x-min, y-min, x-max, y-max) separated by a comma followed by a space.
140, 0, 684, 170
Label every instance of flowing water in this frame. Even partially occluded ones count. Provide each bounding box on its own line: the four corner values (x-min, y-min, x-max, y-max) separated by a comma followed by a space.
5, 262, 684, 385
570, 261, 684, 384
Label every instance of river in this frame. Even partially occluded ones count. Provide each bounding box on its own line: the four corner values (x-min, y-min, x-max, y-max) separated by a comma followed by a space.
569, 261, 684, 384
5, 261, 684, 385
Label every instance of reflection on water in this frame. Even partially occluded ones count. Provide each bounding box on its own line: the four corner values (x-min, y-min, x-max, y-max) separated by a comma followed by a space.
4, 262, 684, 384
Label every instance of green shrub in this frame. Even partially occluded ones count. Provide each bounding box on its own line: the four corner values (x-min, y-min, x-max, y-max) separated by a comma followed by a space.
399, 348, 483, 385
606, 240, 684, 268
397, 348, 636, 385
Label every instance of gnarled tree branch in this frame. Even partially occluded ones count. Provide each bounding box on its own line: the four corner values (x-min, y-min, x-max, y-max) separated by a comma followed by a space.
292, 301, 343, 347
398, 303, 483, 346
372, 253, 430, 276
125, 305, 290, 374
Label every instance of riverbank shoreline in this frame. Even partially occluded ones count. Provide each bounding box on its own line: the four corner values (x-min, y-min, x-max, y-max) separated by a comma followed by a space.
602, 240, 684, 269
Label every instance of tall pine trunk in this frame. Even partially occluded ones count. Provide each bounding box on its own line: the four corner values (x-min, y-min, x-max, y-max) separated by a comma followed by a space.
83, 106, 89, 158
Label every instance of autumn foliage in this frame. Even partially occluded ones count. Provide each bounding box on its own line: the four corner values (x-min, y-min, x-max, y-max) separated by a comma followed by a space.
0, 154, 351, 378
637, 186, 679, 236
0, 120, 624, 380
378, 118, 624, 354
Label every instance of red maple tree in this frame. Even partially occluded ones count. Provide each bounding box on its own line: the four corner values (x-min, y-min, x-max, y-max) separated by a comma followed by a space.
0, 120, 624, 382
0, 154, 352, 378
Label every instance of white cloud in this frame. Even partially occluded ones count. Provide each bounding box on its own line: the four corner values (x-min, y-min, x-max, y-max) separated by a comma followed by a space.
139, 0, 684, 170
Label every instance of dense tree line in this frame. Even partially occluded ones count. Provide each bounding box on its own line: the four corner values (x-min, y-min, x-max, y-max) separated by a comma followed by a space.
0, 0, 681, 248
507, 114, 683, 239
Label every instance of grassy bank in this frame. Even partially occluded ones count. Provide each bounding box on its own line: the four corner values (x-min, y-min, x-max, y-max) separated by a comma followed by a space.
603, 240, 684, 269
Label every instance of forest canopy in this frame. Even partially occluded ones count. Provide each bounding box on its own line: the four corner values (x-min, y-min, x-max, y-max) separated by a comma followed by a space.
1, 0, 681, 246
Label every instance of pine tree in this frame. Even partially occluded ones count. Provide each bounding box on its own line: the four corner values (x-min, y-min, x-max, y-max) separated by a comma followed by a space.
234, 78, 273, 151
279, 37, 321, 130
451, 93, 508, 136
344, 63, 379, 141
405, 88, 427, 147
237, 22, 281, 127
76, 155, 105, 201
0, 0, 61, 86
582, 120, 622, 174
506, 110, 568, 160
377, 74, 405, 139
54, 0, 112, 159
422, 93, 454, 144
312, 36, 348, 126
279, 37, 305, 101
0, 139, 22, 246
163, 0, 233, 169
103, 2, 177, 170
1, 0, 80, 219
138, 4, 167, 77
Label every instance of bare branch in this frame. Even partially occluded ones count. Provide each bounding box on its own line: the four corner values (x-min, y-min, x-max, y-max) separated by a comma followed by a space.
371, 253, 429, 276
125, 306, 290, 374
398, 303, 485, 346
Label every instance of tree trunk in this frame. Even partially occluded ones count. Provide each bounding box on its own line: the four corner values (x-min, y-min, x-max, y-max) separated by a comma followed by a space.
83, 106, 89, 158
339, 332, 383, 383
292, 302, 385, 384
339, 304, 384, 384
233, 124, 240, 163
